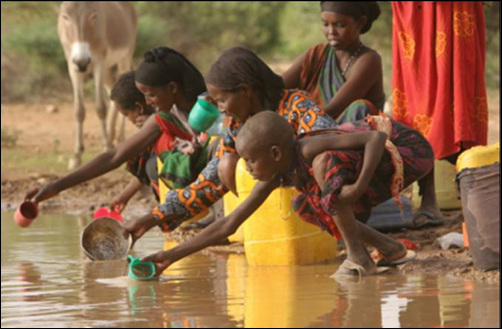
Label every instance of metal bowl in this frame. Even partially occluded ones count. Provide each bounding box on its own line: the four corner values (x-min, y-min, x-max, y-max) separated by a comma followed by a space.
81, 217, 132, 260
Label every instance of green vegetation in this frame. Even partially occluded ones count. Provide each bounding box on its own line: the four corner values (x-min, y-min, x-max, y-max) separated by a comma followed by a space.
1, 126, 20, 148
1, 1, 499, 102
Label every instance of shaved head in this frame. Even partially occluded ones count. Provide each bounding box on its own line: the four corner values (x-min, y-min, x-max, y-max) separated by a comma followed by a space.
236, 111, 294, 155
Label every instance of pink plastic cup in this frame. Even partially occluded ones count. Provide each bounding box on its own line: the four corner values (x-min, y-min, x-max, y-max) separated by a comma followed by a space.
14, 201, 39, 228
92, 206, 123, 222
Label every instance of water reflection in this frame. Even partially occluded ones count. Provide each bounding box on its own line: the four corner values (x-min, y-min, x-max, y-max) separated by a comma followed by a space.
1, 211, 500, 328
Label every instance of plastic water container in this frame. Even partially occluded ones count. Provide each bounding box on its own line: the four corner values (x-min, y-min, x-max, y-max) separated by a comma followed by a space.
224, 191, 245, 242
412, 159, 462, 210
456, 143, 499, 271
234, 159, 337, 266
244, 266, 337, 327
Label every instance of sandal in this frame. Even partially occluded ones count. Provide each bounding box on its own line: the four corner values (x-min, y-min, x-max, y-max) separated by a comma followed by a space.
331, 259, 390, 279
375, 250, 416, 267
412, 211, 444, 229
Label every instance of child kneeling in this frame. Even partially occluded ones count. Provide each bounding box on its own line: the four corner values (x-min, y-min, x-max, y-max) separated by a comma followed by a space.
142, 111, 433, 278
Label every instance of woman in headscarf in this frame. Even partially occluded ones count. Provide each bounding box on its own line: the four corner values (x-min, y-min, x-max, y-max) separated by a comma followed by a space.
284, 2, 443, 227
283, 1, 384, 122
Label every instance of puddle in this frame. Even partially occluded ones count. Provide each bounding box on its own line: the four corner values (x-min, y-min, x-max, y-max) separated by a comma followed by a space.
1, 211, 500, 327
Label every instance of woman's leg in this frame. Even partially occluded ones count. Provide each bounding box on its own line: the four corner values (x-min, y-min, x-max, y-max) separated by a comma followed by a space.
414, 167, 443, 227
355, 221, 407, 260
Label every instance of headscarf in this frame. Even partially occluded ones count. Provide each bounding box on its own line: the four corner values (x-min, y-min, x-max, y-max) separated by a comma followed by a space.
320, 1, 380, 34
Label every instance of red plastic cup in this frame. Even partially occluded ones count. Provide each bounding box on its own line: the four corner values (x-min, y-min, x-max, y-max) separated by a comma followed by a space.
14, 201, 39, 228
93, 206, 123, 222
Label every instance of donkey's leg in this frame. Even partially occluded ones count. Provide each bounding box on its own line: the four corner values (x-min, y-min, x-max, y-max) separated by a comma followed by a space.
68, 64, 85, 170
103, 66, 122, 145
94, 61, 113, 151
113, 55, 134, 143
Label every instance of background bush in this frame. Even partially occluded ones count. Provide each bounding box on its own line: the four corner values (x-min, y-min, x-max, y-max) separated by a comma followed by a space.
1, 1, 499, 102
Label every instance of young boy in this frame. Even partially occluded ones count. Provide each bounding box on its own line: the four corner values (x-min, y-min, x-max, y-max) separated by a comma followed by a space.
109, 71, 158, 213
143, 111, 432, 277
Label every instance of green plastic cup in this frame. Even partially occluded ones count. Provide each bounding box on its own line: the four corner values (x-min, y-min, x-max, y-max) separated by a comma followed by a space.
127, 255, 156, 281
188, 98, 219, 132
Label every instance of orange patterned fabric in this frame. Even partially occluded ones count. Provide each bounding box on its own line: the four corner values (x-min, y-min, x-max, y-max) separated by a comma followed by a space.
392, 1, 488, 159
366, 113, 404, 209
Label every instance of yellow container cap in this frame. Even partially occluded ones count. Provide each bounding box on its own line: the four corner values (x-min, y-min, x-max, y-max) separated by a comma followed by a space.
456, 143, 500, 172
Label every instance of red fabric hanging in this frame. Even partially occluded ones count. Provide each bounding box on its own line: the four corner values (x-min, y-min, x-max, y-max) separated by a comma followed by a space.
391, 1, 488, 159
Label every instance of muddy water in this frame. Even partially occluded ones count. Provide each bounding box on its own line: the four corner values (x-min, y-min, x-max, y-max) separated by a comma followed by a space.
1, 211, 499, 328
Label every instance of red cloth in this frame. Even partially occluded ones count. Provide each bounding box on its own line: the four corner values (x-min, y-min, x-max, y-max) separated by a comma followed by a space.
391, 1, 488, 159
153, 113, 193, 156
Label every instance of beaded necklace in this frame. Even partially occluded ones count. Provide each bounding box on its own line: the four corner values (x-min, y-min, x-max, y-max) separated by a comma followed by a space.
341, 42, 364, 77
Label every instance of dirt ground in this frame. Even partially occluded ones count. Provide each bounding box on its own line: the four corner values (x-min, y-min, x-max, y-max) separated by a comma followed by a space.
1, 96, 500, 284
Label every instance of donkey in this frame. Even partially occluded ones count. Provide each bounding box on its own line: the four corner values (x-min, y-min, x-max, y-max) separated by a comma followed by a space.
58, 1, 137, 169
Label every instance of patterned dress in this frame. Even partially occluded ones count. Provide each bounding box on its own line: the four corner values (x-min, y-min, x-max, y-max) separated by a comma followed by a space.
289, 116, 434, 238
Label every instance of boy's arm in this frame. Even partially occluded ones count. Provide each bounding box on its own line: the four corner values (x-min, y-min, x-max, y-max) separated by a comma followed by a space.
301, 131, 388, 192
141, 177, 280, 274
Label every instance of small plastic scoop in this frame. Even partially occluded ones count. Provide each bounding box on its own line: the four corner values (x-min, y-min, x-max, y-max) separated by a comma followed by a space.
93, 206, 123, 222
127, 255, 156, 281
188, 98, 219, 132
14, 201, 39, 228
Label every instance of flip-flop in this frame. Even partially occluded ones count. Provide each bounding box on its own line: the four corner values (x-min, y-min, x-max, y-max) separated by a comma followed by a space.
412, 211, 444, 229
376, 249, 416, 267
331, 259, 390, 279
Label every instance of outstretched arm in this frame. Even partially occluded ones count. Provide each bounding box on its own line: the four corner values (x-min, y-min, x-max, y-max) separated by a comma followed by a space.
141, 177, 280, 275
110, 177, 143, 213
25, 116, 161, 203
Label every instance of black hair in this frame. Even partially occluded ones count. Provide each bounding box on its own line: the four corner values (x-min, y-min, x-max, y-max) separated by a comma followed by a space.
206, 47, 285, 111
110, 71, 146, 111
135, 47, 206, 102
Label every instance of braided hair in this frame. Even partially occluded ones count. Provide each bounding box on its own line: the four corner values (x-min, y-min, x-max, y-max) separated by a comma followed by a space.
135, 47, 206, 102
